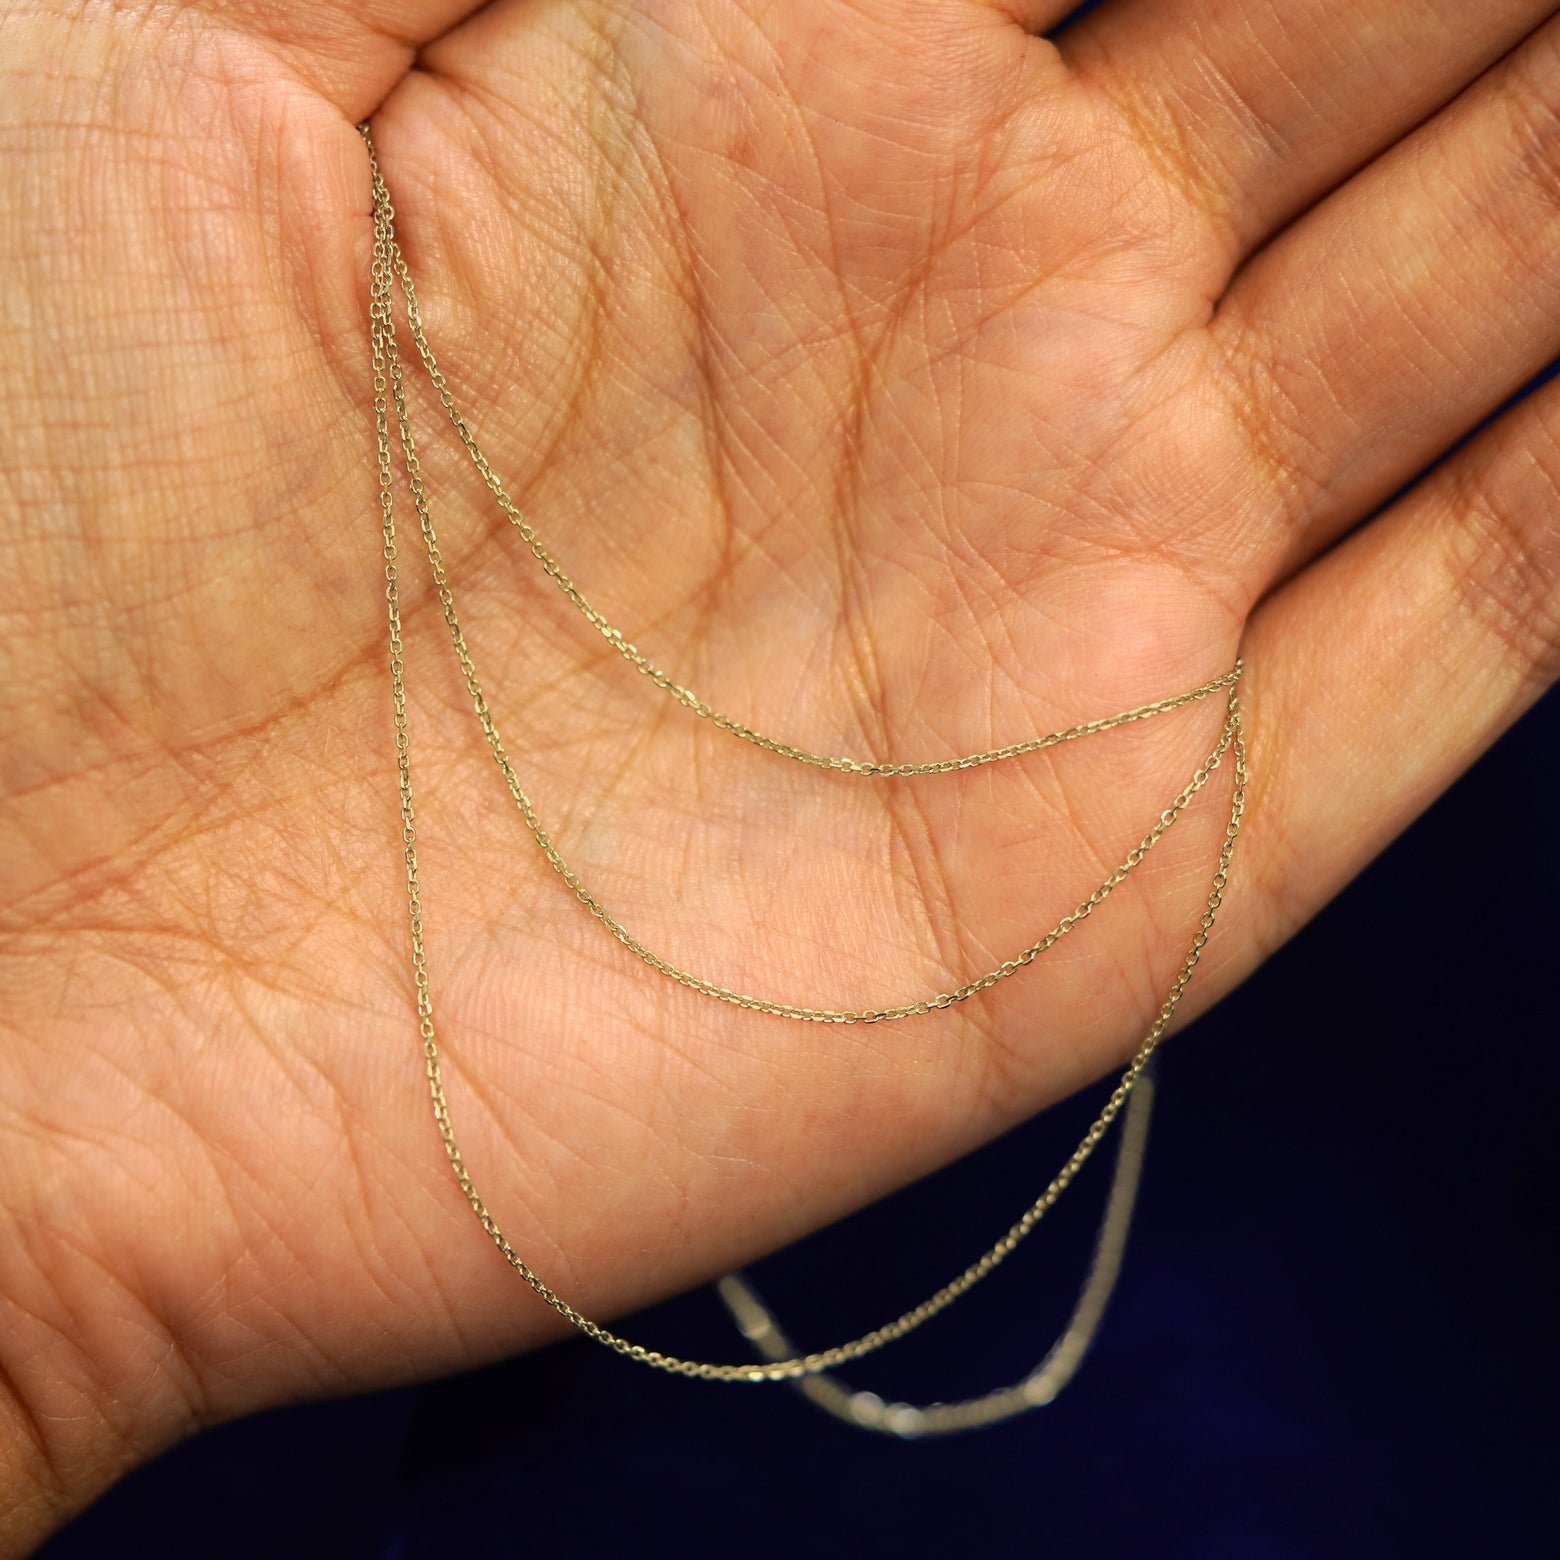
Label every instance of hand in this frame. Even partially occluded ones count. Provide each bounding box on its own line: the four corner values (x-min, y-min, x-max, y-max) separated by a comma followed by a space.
3, 0, 1556, 1547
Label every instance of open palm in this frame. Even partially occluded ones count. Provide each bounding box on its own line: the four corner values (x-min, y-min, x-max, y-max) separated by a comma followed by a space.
4, 0, 1557, 1546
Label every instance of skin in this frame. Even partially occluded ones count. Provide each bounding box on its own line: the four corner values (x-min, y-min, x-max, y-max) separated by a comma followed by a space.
2, 0, 1557, 1547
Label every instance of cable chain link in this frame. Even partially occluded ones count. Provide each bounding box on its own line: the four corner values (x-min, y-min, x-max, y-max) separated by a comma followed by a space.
362, 125, 1248, 1392
717, 1060, 1159, 1435
382, 224, 1241, 779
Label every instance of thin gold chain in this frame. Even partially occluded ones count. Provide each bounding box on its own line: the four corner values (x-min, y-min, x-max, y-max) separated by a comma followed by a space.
380, 194, 1239, 777
369, 137, 1241, 1026
716, 1061, 1158, 1434
362, 124, 1248, 1385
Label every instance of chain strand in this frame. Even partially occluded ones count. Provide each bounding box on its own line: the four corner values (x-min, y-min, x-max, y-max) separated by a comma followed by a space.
381, 189, 1239, 777
362, 124, 1248, 1385
369, 138, 1240, 1026
716, 1060, 1158, 1434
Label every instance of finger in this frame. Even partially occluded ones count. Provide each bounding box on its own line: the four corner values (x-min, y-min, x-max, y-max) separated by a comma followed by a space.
1212, 368, 1560, 1000
1210, 17, 1560, 581
1060, 0, 1556, 263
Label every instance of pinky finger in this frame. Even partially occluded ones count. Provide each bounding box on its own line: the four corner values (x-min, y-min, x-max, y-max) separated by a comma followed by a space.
1211, 366, 1560, 991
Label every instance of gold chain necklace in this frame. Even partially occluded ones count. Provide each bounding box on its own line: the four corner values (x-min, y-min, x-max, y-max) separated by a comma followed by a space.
361, 125, 1247, 1424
